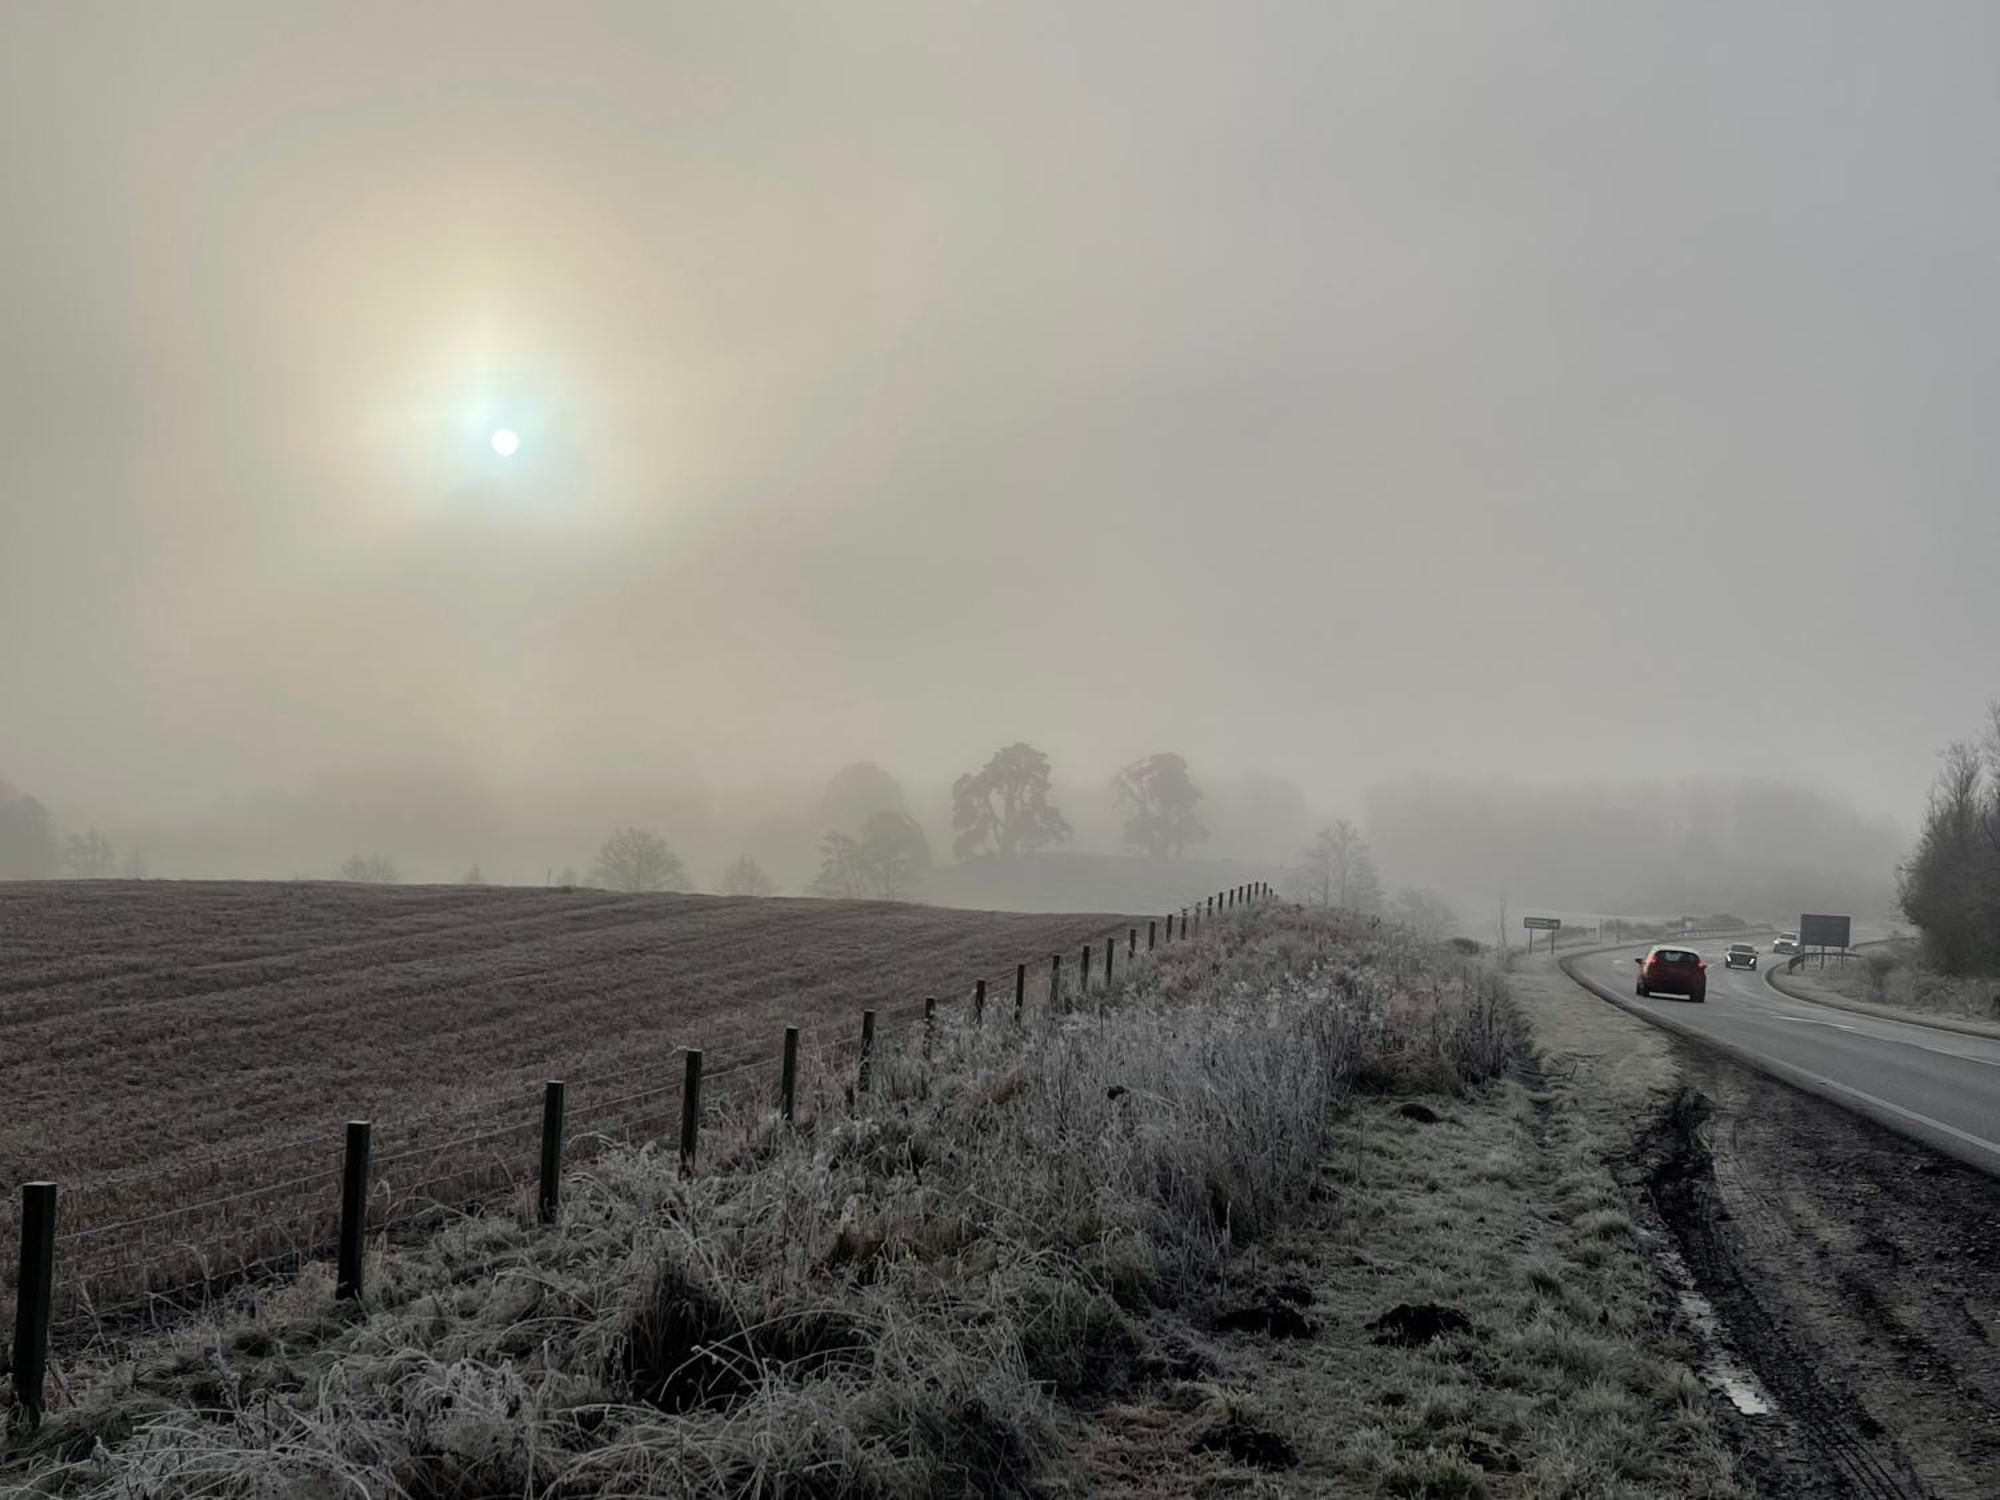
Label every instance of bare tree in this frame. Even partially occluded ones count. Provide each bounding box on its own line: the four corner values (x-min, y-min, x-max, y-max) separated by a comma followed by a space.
1297, 821, 1383, 913
339, 854, 398, 884
1395, 885, 1457, 944
810, 832, 870, 899
62, 829, 116, 879
461, 865, 486, 886
810, 812, 932, 899
591, 827, 689, 893
952, 742, 1072, 860
720, 854, 776, 897
859, 810, 931, 898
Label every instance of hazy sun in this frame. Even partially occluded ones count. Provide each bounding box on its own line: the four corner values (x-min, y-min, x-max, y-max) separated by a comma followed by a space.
490, 428, 520, 457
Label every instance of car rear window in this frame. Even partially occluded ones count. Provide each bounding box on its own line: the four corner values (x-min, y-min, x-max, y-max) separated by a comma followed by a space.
1656, 949, 1698, 963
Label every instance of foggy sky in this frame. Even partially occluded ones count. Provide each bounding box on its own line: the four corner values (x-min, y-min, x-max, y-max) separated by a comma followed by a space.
6, 3, 1997, 838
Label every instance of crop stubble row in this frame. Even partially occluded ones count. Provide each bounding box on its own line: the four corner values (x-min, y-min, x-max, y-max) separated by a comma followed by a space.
0, 882, 1139, 1329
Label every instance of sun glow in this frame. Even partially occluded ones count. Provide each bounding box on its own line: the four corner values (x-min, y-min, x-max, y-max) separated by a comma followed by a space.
490, 428, 520, 457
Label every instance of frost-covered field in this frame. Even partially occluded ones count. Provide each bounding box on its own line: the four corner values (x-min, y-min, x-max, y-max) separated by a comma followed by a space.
0, 881, 1129, 1326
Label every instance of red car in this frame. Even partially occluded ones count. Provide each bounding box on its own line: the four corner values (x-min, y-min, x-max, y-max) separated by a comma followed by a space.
1635, 945, 1706, 1002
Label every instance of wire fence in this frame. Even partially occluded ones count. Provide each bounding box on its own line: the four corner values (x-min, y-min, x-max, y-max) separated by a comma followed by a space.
3, 886, 1270, 1422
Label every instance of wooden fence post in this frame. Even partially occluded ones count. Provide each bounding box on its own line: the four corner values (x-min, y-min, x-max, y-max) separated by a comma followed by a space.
1080, 944, 1092, 996
1051, 953, 1063, 1013
780, 1027, 800, 1124
924, 996, 937, 1056
859, 1009, 877, 1093
974, 978, 987, 1025
1148, 919, 1157, 950
1128, 927, 1137, 957
679, 1049, 704, 1173
538, 1082, 567, 1224
337, 1120, 371, 1302
1015, 963, 1026, 1021
1105, 936, 1115, 987
10, 1181, 56, 1429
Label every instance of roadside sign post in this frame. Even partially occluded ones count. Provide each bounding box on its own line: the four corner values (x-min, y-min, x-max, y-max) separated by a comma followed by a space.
1799, 913, 1852, 969
1522, 916, 1560, 953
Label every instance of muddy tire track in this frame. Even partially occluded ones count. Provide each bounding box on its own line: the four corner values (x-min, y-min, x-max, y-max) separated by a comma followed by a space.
1636, 1048, 2000, 1497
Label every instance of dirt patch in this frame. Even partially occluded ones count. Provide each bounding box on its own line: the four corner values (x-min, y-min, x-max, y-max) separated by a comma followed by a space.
1193, 1407, 1299, 1470
1641, 1047, 2000, 1498
1214, 1279, 1318, 1340
1367, 1302, 1473, 1346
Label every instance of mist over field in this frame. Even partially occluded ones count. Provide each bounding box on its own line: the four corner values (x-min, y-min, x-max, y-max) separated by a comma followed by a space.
8, 3, 1997, 912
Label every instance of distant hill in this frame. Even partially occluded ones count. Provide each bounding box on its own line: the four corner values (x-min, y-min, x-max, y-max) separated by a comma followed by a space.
923, 851, 1284, 916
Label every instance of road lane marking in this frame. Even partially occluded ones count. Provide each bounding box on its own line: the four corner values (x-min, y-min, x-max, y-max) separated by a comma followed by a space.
1765, 1012, 2000, 1067
1760, 1061, 2000, 1163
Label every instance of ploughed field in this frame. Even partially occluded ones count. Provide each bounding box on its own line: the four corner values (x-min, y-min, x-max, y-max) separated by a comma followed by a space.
0, 881, 1134, 1333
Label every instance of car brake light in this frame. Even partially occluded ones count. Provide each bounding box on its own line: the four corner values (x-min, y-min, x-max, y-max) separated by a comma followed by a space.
1697, 961, 1706, 971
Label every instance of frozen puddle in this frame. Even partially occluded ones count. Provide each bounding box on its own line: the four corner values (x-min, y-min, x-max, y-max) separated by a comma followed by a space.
1650, 1233, 1778, 1416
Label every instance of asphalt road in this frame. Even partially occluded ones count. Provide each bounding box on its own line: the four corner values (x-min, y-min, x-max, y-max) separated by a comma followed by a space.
1565, 940, 2000, 1177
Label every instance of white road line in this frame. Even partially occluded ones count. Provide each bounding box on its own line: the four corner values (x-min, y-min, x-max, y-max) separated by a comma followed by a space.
1762, 1011, 2000, 1067
1763, 1059, 2000, 1163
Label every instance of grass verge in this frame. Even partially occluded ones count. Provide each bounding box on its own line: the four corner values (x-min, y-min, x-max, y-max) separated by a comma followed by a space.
1782, 938, 2000, 1024
2, 918, 1735, 1499
1074, 951, 1743, 1498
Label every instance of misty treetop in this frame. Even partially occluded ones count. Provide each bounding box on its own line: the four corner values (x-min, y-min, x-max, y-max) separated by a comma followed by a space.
818, 761, 909, 832
1117, 753, 1208, 861
951, 742, 1072, 861
0, 778, 58, 880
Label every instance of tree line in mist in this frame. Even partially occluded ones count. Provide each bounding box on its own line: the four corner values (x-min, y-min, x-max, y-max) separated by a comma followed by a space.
1362, 776, 1904, 923
3, 750, 1910, 937
0, 746, 1261, 899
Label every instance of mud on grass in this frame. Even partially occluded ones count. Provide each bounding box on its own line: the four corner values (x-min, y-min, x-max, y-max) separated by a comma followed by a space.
1639, 1049, 2000, 1499
1077, 954, 1742, 1498
1079, 1078, 1744, 1499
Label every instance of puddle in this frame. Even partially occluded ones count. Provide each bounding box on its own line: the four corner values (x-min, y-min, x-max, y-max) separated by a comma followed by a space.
1649, 1232, 1778, 1416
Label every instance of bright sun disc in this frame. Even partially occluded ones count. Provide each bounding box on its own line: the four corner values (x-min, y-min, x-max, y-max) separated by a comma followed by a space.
490, 428, 520, 457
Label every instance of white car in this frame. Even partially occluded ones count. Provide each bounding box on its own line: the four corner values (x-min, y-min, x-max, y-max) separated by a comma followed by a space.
1772, 931, 1799, 955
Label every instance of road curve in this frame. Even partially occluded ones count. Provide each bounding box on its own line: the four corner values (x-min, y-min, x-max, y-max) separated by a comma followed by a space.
1562, 940, 2000, 1177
